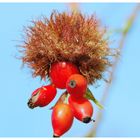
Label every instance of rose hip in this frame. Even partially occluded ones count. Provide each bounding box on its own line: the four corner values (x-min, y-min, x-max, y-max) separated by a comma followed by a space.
68, 96, 94, 123
52, 103, 74, 137
28, 84, 57, 109
66, 74, 87, 98
49, 62, 79, 89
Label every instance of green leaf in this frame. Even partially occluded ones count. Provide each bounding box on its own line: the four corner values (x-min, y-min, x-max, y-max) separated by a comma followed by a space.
84, 88, 104, 110
123, 17, 133, 35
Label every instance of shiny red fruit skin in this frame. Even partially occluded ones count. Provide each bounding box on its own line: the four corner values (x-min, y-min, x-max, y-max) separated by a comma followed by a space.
66, 74, 87, 98
52, 103, 74, 137
31, 85, 57, 107
68, 96, 93, 122
32, 87, 40, 96
49, 62, 79, 89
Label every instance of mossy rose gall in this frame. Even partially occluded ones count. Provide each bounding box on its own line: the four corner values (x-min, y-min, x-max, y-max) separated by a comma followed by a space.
20, 11, 111, 84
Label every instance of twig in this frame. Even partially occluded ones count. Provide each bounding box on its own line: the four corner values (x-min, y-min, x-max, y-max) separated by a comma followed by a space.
68, 3, 80, 13
85, 4, 140, 137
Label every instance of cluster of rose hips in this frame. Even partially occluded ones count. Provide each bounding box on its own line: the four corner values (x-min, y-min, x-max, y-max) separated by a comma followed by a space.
28, 62, 95, 137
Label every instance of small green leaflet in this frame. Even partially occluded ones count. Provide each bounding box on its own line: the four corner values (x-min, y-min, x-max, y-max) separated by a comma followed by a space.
84, 88, 104, 109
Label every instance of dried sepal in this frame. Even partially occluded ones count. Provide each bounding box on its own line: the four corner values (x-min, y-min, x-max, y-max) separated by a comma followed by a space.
50, 90, 68, 110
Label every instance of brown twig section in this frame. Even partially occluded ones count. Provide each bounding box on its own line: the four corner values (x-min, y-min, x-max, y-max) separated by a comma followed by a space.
85, 4, 140, 137
68, 3, 80, 13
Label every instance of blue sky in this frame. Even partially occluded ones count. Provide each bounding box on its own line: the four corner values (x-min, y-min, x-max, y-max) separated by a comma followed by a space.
0, 3, 140, 137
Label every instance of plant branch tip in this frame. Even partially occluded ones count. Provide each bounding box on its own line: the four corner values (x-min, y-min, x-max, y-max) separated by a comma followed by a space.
91, 119, 95, 122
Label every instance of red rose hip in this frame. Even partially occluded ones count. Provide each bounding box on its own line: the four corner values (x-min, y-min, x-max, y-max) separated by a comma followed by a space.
28, 84, 57, 109
68, 96, 94, 123
49, 62, 79, 89
52, 103, 74, 137
66, 74, 87, 98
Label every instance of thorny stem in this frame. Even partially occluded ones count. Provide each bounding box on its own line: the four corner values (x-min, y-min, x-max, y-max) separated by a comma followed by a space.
85, 4, 140, 137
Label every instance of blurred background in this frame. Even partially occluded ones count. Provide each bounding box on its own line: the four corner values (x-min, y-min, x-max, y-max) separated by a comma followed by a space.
0, 3, 140, 137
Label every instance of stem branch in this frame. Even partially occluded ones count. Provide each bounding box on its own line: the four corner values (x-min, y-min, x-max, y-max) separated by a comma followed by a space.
85, 4, 140, 137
